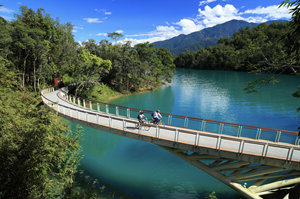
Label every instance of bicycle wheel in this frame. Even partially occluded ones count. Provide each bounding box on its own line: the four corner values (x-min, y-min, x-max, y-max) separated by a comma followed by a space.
143, 124, 150, 131
159, 120, 165, 127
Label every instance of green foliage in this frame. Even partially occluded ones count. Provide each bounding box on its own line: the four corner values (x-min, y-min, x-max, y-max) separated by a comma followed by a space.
0, 65, 83, 198
279, 0, 300, 56
174, 21, 292, 74
107, 31, 123, 44
206, 191, 218, 199
71, 48, 112, 96
88, 82, 120, 102
0, 6, 77, 92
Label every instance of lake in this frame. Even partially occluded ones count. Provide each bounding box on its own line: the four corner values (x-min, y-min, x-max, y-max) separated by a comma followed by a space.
67, 68, 300, 198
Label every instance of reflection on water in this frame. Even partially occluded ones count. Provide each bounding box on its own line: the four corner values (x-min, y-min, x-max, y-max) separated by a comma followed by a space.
66, 68, 300, 198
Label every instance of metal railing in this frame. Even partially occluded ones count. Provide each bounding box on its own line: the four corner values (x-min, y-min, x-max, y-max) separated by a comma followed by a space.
41, 86, 300, 163
58, 85, 299, 146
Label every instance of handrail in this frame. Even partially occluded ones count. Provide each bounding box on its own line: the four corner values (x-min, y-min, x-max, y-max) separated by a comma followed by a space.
40, 86, 300, 164
58, 86, 299, 145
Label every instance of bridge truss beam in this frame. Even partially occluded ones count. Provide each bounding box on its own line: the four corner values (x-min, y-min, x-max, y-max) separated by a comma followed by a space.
159, 145, 300, 199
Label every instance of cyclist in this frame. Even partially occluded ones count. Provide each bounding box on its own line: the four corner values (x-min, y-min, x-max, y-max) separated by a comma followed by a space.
151, 110, 162, 124
137, 111, 147, 124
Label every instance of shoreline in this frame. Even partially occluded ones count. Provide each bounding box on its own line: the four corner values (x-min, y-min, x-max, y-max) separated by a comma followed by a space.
104, 83, 166, 103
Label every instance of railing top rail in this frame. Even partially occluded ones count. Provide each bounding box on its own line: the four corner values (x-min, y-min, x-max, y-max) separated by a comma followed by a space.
58, 85, 298, 135
41, 91, 300, 152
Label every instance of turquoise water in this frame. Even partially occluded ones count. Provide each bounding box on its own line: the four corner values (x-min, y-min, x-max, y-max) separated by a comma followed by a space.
67, 68, 300, 198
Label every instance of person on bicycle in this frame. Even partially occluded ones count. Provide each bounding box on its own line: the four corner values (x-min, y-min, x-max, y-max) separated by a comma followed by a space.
152, 110, 162, 124
138, 111, 147, 124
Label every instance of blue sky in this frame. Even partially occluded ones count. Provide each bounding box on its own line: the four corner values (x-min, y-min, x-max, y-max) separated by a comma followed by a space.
0, 0, 292, 46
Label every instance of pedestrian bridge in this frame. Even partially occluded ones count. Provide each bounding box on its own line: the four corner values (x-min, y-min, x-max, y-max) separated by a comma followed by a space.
41, 84, 300, 199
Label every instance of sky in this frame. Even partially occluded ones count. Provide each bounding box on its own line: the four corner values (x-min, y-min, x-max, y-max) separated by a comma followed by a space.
0, 0, 293, 46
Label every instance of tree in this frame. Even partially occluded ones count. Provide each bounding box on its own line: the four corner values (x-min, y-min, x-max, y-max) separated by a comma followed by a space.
71, 49, 112, 96
279, 0, 300, 56
0, 64, 83, 198
107, 31, 123, 44
156, 48, 176, 83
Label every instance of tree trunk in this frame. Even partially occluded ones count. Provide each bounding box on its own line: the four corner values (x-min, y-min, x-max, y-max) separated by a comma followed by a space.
33, 56, 37, 92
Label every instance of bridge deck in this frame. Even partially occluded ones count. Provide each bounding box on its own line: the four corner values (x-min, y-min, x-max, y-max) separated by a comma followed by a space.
42, 88, 300, 170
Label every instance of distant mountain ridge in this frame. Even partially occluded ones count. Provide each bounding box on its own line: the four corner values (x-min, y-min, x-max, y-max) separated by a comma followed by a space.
152, 19, 288, 55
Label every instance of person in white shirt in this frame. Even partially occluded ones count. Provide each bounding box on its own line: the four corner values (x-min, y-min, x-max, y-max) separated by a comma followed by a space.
138, 111, 147, 124
152, 110, 162, 124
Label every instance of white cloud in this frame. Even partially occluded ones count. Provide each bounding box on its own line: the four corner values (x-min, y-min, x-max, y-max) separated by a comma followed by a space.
72, 30, 78, 32
197, 4, 242, 27
0, 7, 14, 13
74, 26, 84, 30
175, 19, 204, 34
199, 0, 216, 6
122, 36, 167, 46
97, 33, 108, 36
120, 4, 292, 46
243, 5, 291, 20
116, 30, 124, 34
95, 8, 111, 15
83, 18, 102, 23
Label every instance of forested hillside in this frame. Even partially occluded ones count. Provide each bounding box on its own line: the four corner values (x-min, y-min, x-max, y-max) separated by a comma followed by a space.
152, 20, 259, 55
173, 21, 293, 73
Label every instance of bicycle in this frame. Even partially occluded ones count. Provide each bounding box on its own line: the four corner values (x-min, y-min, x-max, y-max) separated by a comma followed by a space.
149, 118, 165, 127
135, 120, 150, 131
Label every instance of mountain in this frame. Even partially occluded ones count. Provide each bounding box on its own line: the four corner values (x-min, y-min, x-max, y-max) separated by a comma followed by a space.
152, 19, 287, 55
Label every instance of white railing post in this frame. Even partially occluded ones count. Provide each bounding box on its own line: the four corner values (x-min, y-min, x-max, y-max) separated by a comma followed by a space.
216, 136, 221, 151
238, 140, 245, 155
106, 104, 109, 114
275, 131, 281, 142
237, 126, 242, 137
257, 128, 262, 140
176, 129, 179, 142
127, 108, 130, 118
218, 123, 224, 134
116, 107, 119, 116
97, 103, 100, 112
168, 115, 172, 125
286, 147, 294, 162
262, 143, 268, 158
123, 120, 126, 132
83, 99, 86, 108
194, 133, 198, 146
78, 99, 80, 106
90, 101, 92, 110
288, 148, 295, 163
174, 129, 178, 142
201, 120, 206, 131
